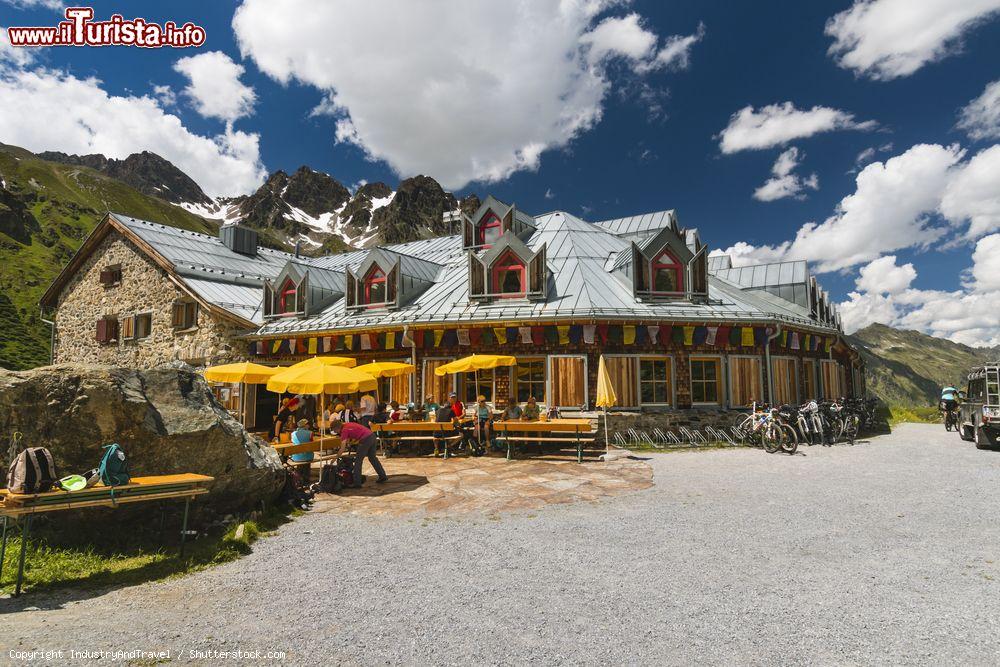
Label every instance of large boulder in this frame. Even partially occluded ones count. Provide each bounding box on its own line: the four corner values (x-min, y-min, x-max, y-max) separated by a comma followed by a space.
0, 362, 284, 513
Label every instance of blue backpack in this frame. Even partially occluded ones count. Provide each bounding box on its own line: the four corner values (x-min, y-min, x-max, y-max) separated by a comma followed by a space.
99, 443, 130, 486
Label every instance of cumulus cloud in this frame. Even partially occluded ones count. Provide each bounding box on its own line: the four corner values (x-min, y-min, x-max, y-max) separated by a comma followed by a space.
0, 26, 35, 67
1, 0, 63, 10
855, 255, 916, 294
647, 21, 705, 71
752, 147, 819, 202
838, 250, 1000, 346
957, 79, 1000, 142
0, 67, 266, 196
826, 0, 1000, 80
723, 144, 965, 272
233, 0, 703, 189
173, 51, 256, 123
940, 144, 1000, 239
718, 102, 876, 154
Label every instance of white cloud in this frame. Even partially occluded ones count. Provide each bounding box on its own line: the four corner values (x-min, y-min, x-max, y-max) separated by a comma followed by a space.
970, 233, 1000, 292
752, 146, 819, 202
0, 26, 35, 67
940, 144, 1000, 239
718, 102, 876, 153
839, 250, 1000, 346
854, 255, 916, 294
648, 21, 705, 71
724, 143, 964, 272
0, 67, 265, 197
544, 188, 555, 200
826, 0, 1000, 81
958, 79, 1000, 142
233, 0, 702, 190
152, 84, 176, 108
1, 0, 63, 10
173, 51, 256, 123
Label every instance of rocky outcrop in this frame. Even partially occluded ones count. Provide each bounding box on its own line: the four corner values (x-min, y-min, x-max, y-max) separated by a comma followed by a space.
0, 363, 284, 513
38, 150, 212, 206
373, 175, 479, 244
282, 166, 351, 217
0, 186, 40, 244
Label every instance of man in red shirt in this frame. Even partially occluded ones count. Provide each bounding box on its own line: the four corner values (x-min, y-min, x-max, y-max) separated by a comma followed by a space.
448, 392, 465, 418
331, 419, 387, 487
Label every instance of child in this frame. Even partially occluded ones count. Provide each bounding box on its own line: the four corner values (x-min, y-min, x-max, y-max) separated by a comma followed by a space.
389, 400, 403, 422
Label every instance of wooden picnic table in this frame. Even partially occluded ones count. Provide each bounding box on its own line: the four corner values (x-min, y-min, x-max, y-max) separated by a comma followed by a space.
0, 473, 214, 597
493, 419, 596, 462
370, 422, 464, 458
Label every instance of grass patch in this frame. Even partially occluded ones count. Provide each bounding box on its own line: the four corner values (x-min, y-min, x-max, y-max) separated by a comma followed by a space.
1, 505, 299, 596
887, 405, 940, 427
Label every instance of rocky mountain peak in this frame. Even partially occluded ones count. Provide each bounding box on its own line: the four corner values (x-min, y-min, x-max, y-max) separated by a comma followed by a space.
283, 166, 351, 217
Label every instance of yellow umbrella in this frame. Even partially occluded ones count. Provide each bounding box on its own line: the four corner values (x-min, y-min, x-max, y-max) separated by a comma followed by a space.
287, 355, 357, 369
433, 354, 517, 376
596, 355, 618, 452
356, 362, 416, 405
203, 362, 284, 427
268, 364, 377, 394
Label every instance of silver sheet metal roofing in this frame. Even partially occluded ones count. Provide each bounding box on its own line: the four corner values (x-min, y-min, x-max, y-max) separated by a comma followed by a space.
255, 211, 838, 337
113, 209, 838, 335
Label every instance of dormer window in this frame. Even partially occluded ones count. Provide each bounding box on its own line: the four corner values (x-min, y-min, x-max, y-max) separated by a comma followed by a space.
279, 278, 298, 315
364, 266, 387, 305
492, 250, 526, 296
479, 212, 502, 248
652, 249, 683, 294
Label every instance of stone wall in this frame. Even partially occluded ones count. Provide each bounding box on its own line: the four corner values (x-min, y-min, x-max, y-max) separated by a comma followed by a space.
52, 230, 247, 368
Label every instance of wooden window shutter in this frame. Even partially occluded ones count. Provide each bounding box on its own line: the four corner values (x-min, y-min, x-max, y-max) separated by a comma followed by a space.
262, 282, 273, 318
633, 245, 648, 292
528, 243, 546, 297
463, 216, 474, 249
107, 317, 119, 341
346, 271, 357, 309
468, 253, 485, 298
99, 270, 110, 285
387, 263, 399, 305
96, 318, 107, 342
297, 275, 308, 315
121, 315, 135, 340
171, 302, 185, 328
502, 207, 514, 235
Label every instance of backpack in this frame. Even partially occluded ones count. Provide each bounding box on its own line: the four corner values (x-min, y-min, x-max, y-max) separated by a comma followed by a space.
7, 447, 58, 494
98, 443, 130, 486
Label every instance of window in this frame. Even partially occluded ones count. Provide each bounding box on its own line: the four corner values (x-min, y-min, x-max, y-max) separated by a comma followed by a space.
804, 361, 818, 400
550, 356, 586, 407
492, 250, 526, 296
121, 315, 134, 340
462, 368, 494, 403
651, 249, 683, 293
277, 278, 300, 315
95, 316, 118, 344
423, 359, 454, 405
515, 358, 546, 403
99, 265, 122, 287
171, 301, 198, 330
640, 357, 673, 405
364, 266, 386, 305
730, 356, 763, 407
478, 212, 502, 247
605, 357, 639, 407
690, 357, 721, 405
771, 357, 798, 405
821, 360, 842, 399
134, 313, 152, 340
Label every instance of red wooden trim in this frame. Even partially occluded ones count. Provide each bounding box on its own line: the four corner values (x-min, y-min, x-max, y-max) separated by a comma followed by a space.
364, 265, 386, 306
651, 248, 684, 293
478, 212, 502, 248
491, 250, 526, 297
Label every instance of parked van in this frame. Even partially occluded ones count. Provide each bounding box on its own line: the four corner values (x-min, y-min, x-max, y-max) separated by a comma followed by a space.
960, 362, 1000, 449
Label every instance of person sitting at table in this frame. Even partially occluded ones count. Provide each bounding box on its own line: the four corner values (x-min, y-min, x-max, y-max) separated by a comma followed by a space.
331, 419, 387, 487
433, 399, 459, 457
273, 397, 293, 440
337, 400, 359, 423
424, 394, 439, 420
499, 400, 523, 422
522, 396, 541, 421
289, 418, 314, 469
359, 393, 377, 427
388, 400, 403, 422
448, 392, 465, 419
408, 402, 426, 421
474, 395, 494, 452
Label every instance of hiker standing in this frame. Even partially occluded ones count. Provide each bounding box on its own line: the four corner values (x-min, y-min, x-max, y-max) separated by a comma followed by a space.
332, 419, 387, 487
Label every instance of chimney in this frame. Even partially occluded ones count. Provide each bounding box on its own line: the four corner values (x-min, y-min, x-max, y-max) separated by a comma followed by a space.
443, 210, 461, 236
294, 239, 302, 258
220, 223, 258, 256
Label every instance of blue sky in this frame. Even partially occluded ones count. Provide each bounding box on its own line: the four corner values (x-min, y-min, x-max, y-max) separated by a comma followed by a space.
2, 0, 1000, 345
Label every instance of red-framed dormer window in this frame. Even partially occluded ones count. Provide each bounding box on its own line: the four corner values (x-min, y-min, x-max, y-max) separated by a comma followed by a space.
364, 266, 386, 305
478, 212, 502, 248
278, 278, 298, 315
492, 250, 525, 297
651, 249, 683, 293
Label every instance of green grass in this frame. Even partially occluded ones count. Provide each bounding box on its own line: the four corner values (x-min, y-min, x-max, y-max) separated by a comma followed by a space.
886, 405, 940, 427
1, 505, 300, 596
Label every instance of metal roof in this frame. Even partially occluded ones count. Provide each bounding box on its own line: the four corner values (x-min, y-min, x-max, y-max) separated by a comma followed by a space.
594, 210, 675, 238
707, 254, 733, 272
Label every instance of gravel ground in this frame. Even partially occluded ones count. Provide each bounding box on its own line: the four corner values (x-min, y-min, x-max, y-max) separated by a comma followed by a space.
4, 423, 1000, 665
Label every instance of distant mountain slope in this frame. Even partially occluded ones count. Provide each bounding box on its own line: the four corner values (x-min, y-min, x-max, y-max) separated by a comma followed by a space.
0, 143, 218, 369
848, 323, 999, 406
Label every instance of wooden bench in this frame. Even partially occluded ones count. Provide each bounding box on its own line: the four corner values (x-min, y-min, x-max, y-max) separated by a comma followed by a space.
493, 419, 596, 463
371, 422, 464, 458
270, 436, 344, 466
0, 473, 214, 597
